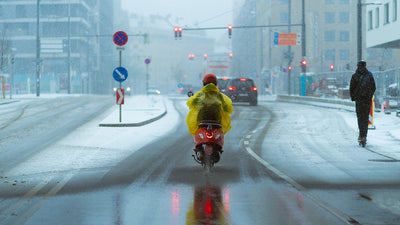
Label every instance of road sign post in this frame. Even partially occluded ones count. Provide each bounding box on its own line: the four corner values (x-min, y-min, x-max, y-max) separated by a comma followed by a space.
113, 31, 128, 122
144, 58, 151, 95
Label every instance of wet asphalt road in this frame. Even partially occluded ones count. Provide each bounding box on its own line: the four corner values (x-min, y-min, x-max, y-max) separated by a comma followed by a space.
1, 96, 400, 224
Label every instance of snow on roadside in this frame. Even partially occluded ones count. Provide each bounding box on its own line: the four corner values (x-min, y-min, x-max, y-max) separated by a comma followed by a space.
5, 95, 180, 176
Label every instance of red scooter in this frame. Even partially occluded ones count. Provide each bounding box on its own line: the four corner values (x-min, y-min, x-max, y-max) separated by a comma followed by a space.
192, 120, 224, 172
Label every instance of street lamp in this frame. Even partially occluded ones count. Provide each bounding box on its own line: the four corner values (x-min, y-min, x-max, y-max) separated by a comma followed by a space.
357, 0, 382, 62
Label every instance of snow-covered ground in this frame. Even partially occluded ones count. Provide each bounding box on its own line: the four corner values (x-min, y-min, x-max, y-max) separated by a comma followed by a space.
3, 94, 400, 177
4, 94, 181, 177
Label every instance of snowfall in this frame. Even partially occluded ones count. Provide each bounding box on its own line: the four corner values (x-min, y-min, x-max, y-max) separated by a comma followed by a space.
2, 94, 400, 177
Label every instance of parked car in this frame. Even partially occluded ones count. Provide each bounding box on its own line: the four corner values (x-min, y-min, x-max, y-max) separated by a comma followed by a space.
226, 78, 258, 106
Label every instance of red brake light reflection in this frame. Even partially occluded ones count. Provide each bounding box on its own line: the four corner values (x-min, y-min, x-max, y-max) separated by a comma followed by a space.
222, 78, 228, 80
228, 86, 236, 91
239, 78, 247, 81
251, 87, 258, 91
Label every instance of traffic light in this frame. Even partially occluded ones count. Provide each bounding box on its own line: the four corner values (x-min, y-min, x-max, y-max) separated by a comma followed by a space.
174, 27, 182, 39
229, 52, 233, 58
301, 59, 307, 72
174, 27, 178, 39
203, 53, 208, 60
228, 25, 232, 39
288, 66, 292, 71
330, 64, 334, 71
178, 27, 182, 38
188, 54, 195, 60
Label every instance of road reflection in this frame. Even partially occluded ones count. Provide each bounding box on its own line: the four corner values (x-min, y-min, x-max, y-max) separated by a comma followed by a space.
185, 184, 230, 225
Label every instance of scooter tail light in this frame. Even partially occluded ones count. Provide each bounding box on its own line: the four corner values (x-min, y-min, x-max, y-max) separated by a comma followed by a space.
206, 131, 214, 139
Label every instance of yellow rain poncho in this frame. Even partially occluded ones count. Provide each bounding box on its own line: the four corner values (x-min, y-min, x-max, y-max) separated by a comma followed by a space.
186, 83, 233, 136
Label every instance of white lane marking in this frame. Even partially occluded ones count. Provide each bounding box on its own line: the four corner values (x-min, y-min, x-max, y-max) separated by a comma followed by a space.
243, 131, 358, 225
0, 177, 52, 222
12, 171, 77, 225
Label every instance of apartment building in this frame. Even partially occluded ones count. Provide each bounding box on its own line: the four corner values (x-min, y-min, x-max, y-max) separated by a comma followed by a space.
0, 0, 116, 94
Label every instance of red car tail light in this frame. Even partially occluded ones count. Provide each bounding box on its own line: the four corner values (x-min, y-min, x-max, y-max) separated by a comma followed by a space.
239, 78, 247, 81
228, 86, 236, 91
251, 87, 258, 91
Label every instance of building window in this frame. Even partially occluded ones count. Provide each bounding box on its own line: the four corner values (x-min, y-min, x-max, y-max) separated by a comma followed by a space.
280, 0, 289, 4
375, 7, 380, 28
325, 12, 335, 23
382, 48, 392, 60
280, 12, 289, 24
384, 3, 390, 24
339, 31, 350, 41
324, 31, 335, 42
367, 48, 377, 60
340, 0, 349, 4
16, 5, 26, 18
393, 0, 398, 22
339, 12, 350, 23
325, 0, 335, 4
368, 10, 373, 30
339, 49, 350, 60
325, 49, 335, 61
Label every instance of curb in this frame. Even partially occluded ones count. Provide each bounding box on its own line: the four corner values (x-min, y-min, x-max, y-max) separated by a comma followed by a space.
98, 110, 167, 127
0, 100, 19, 105
98, 98, 168, 127
277, 95, 355, 112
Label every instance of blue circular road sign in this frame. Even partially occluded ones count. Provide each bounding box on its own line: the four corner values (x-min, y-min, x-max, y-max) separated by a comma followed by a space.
144, 58, 151, 65
113, 31, 128, 46
113, 67, 128, 82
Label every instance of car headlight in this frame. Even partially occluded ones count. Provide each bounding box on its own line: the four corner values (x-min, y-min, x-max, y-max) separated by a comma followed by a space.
126, 87, 131, 92
113, 87, 117, 92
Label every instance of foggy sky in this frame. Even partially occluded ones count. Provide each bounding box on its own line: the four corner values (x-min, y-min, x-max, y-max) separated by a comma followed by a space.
121, 0, 234, 28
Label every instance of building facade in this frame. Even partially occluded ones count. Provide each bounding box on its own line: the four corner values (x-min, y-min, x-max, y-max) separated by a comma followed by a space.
0, 0, 117, 95
233, 0, 400, 95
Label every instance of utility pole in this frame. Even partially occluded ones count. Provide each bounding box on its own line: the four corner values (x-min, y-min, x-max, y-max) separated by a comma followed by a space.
287, 0, 292, 95
67, 0, 71, 94
36, 0, 40, 97
302, 0, 306, 69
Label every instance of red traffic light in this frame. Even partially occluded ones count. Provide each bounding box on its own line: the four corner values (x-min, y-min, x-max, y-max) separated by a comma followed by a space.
174, 27, 182, 39
188, 53, 195, 59
203, 53, 208, 59
228, 25, 232, 39
288, 66, 292, 71
330, 64, 334, 70
301, 59, 307, 66
229, 52, 233, 58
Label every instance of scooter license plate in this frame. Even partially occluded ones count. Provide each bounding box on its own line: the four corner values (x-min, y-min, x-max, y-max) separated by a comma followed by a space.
205, 145, 213, 155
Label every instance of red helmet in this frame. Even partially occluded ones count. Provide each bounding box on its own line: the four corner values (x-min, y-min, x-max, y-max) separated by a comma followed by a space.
202, 73, 217, 85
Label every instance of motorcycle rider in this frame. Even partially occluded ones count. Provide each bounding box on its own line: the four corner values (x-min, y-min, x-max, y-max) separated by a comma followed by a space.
187, 73, 233, 135
186, 73, 233, 158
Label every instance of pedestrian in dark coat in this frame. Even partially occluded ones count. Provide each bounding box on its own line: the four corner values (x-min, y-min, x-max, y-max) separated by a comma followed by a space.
350, 61, 376, 146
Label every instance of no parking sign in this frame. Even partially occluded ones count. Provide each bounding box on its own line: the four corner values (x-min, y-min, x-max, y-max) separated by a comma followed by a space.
113, 31, 128, 46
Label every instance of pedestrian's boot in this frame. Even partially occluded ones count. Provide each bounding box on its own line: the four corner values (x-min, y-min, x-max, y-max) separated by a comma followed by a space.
359, 137, 366, 147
